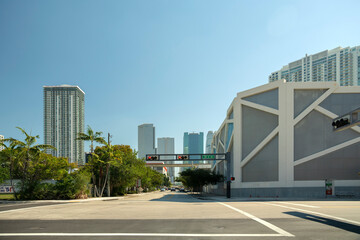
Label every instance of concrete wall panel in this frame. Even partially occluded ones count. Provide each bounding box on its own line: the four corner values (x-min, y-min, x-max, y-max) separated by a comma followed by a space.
294, 110, 360, 160
242, 135, 279, 182
294, 89, 327, 118
242, 106, 278, 159
243, 88, 279, 110
294, 142, 360, 180
320, 93, 360, 116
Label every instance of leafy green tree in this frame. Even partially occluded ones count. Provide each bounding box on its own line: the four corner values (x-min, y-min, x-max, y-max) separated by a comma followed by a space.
177, 168, 224, 192
0, 139, 19, 188
163, 175, 171, 187
91, 140, 122, 197
110, 145, 141, 195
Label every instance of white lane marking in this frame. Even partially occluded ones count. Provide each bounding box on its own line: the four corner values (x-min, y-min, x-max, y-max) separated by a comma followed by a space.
264, 203, 360, 226
276, 202, 320, 208
0, 233, 284, 237
218, 202, 294, 237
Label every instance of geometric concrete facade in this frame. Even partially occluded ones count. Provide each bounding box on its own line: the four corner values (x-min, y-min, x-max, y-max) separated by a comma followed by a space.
210, 81, 360, 197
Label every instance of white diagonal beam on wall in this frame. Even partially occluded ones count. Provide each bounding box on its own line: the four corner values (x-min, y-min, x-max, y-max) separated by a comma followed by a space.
240, 126, 279, 167
294, 136, 360, 166
226, 134, 234, 152
218, 139, 225, 150
240, 100, 279, 116
293, 86, 336, 126
315, 106, 360, 134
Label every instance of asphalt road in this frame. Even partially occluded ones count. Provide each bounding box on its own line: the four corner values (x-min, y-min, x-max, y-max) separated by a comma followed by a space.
0, 191, 359, 240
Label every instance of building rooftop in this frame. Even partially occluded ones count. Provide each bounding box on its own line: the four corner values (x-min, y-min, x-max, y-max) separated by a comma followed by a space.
43, 85, 85, 95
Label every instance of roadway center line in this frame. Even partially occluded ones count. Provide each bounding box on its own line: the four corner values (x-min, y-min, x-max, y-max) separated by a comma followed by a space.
264, 203, 360, 226
274, 202, 320, 208
0, 233, 285, 237
217, 202, 294, 237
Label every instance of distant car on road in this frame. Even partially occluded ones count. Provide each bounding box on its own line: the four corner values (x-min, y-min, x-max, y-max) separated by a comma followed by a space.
160, 188, 166, 191
180, 188, 185, 192
170, 187, 176, 191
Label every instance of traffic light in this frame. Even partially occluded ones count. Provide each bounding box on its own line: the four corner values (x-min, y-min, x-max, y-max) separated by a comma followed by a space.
332, 115, 350, 130
147, 155, 158, 160
177, 155, 188, 160
230, 177, 235, 181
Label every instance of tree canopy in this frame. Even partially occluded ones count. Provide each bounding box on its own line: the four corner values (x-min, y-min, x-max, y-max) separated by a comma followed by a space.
177, 168, 224, 192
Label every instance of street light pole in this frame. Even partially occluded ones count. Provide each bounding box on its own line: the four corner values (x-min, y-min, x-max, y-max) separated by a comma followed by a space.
107, 133, 111, 197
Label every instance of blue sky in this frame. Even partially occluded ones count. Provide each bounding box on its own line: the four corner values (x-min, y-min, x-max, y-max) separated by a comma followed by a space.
1, 0, 359, 154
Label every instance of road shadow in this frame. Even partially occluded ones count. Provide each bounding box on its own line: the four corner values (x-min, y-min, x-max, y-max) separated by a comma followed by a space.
284, 211, 360, 234
149, 193, 213, 203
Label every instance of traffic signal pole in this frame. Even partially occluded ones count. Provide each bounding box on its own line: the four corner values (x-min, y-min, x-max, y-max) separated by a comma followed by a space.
226, 152, 231, 198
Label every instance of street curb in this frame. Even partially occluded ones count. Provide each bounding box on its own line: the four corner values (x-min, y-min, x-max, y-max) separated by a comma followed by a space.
0, 191, 162, 204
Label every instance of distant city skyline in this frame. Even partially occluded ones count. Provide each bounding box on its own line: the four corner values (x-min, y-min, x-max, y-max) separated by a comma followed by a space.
1, 1, 360, 154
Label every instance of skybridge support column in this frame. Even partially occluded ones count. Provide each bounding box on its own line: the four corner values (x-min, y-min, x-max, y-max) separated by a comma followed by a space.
226, 152, 231, 198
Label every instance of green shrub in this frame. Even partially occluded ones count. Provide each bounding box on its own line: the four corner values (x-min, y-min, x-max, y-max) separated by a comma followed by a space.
16, 170, 91, 200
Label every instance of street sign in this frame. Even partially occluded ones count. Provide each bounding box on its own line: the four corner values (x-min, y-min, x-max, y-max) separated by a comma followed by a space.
202, 155, 215, 160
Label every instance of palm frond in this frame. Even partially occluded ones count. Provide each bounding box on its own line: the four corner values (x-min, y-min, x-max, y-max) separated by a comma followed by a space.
76, 133, 91, 141
16, 127, 30, 138
96, 137, 107, 146
35, 144, 57, 151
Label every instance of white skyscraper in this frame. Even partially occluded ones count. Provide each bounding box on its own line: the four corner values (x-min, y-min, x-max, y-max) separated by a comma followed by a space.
43, 85, 85, 165
269, 46, 360, 86
0, 135, 4, 151
157, 137, 176, 182
138, 124, 155, 159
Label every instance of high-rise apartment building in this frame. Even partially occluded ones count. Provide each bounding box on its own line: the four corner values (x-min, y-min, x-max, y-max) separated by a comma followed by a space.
43, 85, 85, 165
0, 135, 4, 151
157, 137, 176, 182
138, 124, 155, 159
269, 46, 360, 86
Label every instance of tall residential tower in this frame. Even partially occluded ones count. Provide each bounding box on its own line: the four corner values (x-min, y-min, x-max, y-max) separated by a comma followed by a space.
269, 46, 360, 86
43, 85, 85, 165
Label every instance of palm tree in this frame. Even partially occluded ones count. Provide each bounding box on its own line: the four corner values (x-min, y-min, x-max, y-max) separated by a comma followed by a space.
0, 139, 19, 198
2, 127, 56, 197
76, 125, 104, 153
76, 126, 104, 196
